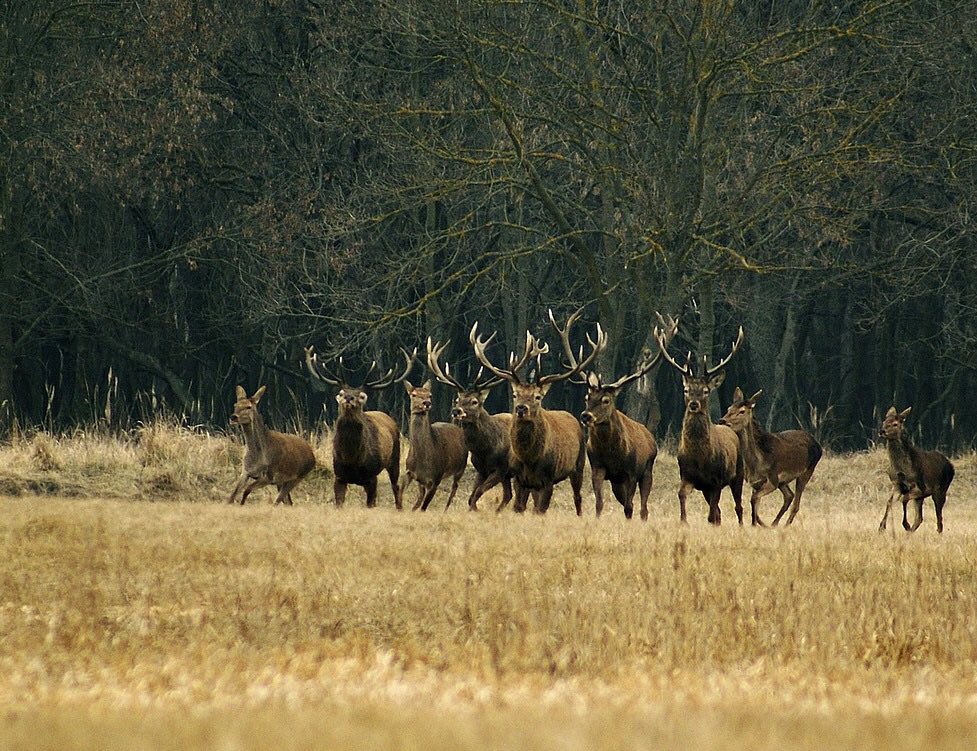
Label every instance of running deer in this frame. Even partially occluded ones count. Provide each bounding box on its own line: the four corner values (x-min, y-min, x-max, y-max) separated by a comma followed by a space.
578, 316, 676, 520
426, 338, 514, 511
654, 321, 745, 525
471, 309, 605, 514
401, 379, 469, 511
227, 385, 316, 506
304, 347, 414, 508
878, 406, 955, 534
719, 388, 822, 526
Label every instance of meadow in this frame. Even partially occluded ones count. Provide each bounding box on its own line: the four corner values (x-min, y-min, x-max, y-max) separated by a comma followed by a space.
1, 424, 976, 750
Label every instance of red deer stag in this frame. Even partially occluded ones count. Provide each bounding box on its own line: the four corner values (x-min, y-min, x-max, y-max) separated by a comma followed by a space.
878, 406, 955, 534
471, 309, 605, 515
228, 385, 316, 506
720, 388, 822, 526
304, 348, 414, 508
578, 316, 677, 520
426, 338, 514, 511
401, 379, 469, 511
654, 322, 745, 525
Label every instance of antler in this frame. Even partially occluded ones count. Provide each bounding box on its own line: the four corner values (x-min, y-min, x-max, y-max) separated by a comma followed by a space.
601, 314, 679, 390
427, 337, 505, 392
470, 323, 548, 385
304, 346, 345, 387
536, 309, 606, 386
703, 326, 744, 377
653, 312, 690, 376
364, 347, 417, 390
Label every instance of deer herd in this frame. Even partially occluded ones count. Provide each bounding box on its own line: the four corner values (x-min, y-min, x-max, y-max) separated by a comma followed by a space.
229, 312, 955, 534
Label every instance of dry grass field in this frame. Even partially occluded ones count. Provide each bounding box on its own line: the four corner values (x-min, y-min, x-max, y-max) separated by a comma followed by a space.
1, 424, 977, 750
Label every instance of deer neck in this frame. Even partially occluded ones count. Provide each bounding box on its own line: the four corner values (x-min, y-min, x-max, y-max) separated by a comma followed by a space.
591, 411, 626, 452
241, 413, 270, 457
335, 409, 371, 461
679, 409, 712, 458
886, 432, 915, 474
512, 412, 548, 462
409, 411, 436, 462
463, 408, 504, 454
735, 418, 764, 479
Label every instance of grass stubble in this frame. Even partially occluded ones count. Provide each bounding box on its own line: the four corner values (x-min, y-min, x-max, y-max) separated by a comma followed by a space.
1, 426, 976, 750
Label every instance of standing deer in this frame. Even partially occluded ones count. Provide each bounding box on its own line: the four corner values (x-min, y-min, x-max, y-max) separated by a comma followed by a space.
400, 379, 469, 511
427, 338, 515, 511
654, 321, 745, 525
471, 309, 605, 515
878, 406, 955, 534
719, 388, 822, 526
227, 385, 316, 506
578, 316, 677, 520
304, 348, 413, 508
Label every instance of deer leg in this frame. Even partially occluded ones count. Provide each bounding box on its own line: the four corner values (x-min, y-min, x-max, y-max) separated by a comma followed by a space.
465, 471, 488, 511
513, 483, 531, 513
731, 476, 745, 526
411, 480, 426, 511
909, 493, 926, 532
364, 476, 379, 508
389, 463, 403, 510
334, 478, 348, 507
611, 480, 633, 519
496, 477, 514, 512
275, 478, 300, 506
443, 473, 463, 512
228, 472, 249, 504
934, 490, 947, 534
750, 479, 778, 527
533, 485, 554, 514
879, 488, 898, 532
707, 489, 722, 526
420, 482, 440, 511
239, 477, 267, 506
638, 464, 653, 522
901, 494, 912, 531
591, 466, 607, 518
570, 467, 584, 517
784, 471, 813, 526
677, 479, 692, 524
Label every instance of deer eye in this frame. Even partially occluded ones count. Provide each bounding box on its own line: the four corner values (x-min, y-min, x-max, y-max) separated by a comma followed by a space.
601, 397, 610, 404
534, 395, 542, 401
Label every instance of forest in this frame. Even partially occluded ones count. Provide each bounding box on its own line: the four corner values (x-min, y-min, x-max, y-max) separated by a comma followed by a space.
3, 0, 976, 451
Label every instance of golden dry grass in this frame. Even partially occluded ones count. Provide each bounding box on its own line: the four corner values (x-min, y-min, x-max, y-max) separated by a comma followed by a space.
1, 425, 976, 750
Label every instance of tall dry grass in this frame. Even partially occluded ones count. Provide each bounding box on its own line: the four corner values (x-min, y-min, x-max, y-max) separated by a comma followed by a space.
0, 424, 975, 749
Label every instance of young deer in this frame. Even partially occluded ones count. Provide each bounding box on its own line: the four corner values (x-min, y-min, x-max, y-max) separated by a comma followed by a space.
720, 387, 822, 526
654, 322, 745, 525
227, 385, 316, 506
578, 316, 677, 520
472, 309, 605, 515
427, 338, 514, 511
304, 348, 413, 508
878, 406, 955, 534
401, 379, 469, 511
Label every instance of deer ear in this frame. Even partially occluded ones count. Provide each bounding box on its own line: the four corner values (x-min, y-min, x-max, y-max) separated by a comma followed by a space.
421, 379, 432, 391
885, 406, 897, 418
732, 386, 744, 402
898, 406, 912, 419
403, 380, 414, 394
748, 390, 763, 405
235, 385, 246, 400
251, 385, 266, 403
539, 382, 552, 396
477, 389, 490, 402
708, 371, 726, 389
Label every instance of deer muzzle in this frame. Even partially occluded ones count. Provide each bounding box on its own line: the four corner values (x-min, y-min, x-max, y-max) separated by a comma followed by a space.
514, 405, 529, 419
580, 411, 594, 426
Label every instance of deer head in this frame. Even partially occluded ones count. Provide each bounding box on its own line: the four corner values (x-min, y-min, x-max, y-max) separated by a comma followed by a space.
229, 385, 266, 427
471, 308, 606, 422
304, 346, 415, 416
719, 386, 763, 431
403, 380, 434, 415
653, 316, 744, 416
580, 315, 678, 427
879, 406, 912, 440
425, 337, 504, 423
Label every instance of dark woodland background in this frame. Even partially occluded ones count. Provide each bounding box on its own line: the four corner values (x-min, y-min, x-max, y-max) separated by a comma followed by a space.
3, 1, 976, 451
